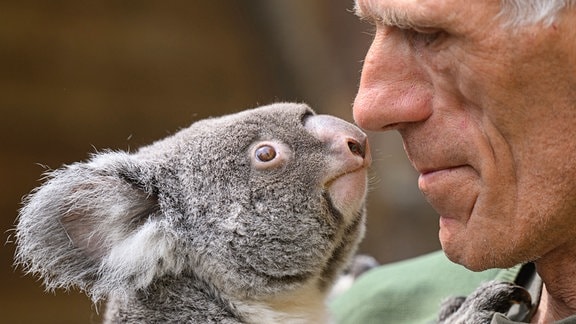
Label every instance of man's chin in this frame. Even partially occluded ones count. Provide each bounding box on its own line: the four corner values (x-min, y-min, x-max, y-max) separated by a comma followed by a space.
441, 239, 519, 272
439, 236, 495, 272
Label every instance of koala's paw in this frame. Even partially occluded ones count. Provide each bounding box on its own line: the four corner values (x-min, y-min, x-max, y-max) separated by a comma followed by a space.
437, 281, 531, 324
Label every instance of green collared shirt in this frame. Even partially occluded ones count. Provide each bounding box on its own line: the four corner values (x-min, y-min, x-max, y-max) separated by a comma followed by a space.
330, 251, 576, 323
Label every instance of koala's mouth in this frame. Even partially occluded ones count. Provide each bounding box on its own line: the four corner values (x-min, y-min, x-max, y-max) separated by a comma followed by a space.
325, 167, 369, 224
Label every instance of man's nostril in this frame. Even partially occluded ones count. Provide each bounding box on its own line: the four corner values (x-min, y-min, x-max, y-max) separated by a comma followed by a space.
348, 139, 365, 158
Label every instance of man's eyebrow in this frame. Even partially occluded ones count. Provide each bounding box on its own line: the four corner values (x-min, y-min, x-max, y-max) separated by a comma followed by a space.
353, 1, 420, 30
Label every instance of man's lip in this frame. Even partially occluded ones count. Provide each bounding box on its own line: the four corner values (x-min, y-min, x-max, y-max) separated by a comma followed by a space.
419, 165, 467, 176
418, 165, 470, 190
417, 164, 479, 222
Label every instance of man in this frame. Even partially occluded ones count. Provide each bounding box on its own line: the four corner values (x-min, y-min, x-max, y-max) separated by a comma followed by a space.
332, 0, 576, 323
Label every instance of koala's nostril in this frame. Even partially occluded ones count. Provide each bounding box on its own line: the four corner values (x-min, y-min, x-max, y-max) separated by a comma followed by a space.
347, 139, 365, 158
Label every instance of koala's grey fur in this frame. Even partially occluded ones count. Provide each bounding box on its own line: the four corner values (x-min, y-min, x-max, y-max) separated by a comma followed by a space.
14, 103, 371, 323
437, 280, 532, 323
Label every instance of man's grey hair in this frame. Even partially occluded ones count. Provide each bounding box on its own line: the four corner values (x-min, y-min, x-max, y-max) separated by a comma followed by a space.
500, 0, 575, 26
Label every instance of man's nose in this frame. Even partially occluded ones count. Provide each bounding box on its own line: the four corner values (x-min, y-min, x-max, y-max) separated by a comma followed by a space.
353, 28, 433, 131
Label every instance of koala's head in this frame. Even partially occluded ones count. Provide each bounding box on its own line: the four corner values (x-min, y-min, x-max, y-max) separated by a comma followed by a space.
15, 103, 370, 302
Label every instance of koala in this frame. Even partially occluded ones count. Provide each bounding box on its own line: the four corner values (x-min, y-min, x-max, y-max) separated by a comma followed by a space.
14, 103, 371, 323
438, 281, 533, 323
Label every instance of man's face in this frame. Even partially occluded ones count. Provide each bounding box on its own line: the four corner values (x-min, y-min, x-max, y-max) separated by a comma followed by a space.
353, 0, 576, 270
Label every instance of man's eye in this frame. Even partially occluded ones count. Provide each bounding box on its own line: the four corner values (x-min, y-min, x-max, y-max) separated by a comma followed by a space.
403, 28, 444, 48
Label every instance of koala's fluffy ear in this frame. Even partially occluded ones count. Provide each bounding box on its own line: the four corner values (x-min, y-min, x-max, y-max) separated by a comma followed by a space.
15, 151, 173, 301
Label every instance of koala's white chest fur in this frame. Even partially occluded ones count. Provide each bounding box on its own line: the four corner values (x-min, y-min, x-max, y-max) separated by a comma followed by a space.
236, 281, 330, 324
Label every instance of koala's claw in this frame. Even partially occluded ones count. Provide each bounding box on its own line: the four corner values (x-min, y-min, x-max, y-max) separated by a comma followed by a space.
438, 281, 532, 324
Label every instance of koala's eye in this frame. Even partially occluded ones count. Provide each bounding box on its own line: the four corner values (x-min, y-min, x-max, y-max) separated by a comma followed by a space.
255, 145, 277, 162
250, 140, 291, 170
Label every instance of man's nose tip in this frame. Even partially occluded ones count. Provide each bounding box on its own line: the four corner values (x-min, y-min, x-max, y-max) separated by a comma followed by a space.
353, 84, 434, 131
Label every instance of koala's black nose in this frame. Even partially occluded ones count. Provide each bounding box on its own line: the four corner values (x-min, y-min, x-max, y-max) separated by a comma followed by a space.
303, 114, 371, 167
347, 138, 366, 158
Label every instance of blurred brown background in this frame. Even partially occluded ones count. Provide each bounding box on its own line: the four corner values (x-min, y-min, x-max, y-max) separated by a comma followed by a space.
0, 0, 439, 322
